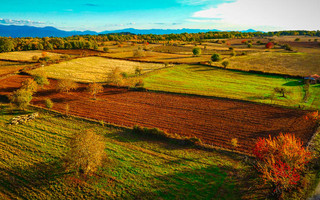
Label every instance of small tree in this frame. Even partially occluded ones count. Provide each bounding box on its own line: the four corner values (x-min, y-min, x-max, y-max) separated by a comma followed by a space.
45, 98, 53, 109
87, 82, 104, 99
222, 61, 229, 69
107, 67, 124, 86
33, 73, 49, 88
247, 43, 252, 48
192, 48, 201, 56
64, 130, 106, 175
103, 47, 109, 52
274, 87, 288, 98
9, 88, 33, 110
211, 53, 221, 62
21, 78, 38, 94
57, 79, 78, 93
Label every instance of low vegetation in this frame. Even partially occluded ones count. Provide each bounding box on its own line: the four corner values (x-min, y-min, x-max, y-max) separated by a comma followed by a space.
30, 57, 165, 82
143, 64, 320, 110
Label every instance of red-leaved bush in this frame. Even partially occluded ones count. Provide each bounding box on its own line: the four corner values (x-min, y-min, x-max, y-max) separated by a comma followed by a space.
265, 42, 274, 49
253, 133, 312, 193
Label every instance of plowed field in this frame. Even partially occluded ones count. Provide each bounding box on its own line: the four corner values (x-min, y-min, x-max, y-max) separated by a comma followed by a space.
0, 75, 317, 154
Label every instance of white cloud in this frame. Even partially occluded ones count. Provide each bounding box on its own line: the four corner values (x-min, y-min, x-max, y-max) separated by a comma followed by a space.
192, 0, 320, 30
177, 0, 211, 5
0, 18, 45, 26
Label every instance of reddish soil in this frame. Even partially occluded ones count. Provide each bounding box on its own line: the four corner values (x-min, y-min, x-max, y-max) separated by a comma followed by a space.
0, 75, 317, 154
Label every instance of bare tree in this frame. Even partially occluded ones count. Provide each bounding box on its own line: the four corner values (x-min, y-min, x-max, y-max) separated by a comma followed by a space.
87, 82, 104, 99
57, 79, 78, 93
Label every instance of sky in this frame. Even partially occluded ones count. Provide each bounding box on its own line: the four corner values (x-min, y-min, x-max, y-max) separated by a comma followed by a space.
0, 0, 319, 32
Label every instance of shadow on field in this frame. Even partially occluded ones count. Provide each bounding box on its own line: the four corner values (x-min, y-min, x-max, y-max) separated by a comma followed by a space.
130, 165, 268, 200
107, 129, 197, 151
0, 159, 66, 199
282, 80, 304, 86
0, 87, 19, 93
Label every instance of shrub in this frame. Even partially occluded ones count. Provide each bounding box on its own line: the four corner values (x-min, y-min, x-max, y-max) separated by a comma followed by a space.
222, 61, 229, 69
135, 79, 144, 88
229, 47, 234, 51
33, 73, 50, 88
57, 79, 78, 93
211, 53, 221, 62
9, 88, 33, 110
247, 43, 252, 48
192, 47, 201, 56
282, 44, 293, 51
295, 38, 300, 42
253, 133, 312, 193
231, 138, 238, 150
32, 55, 39, 61
231, 51, 236, 56
103, 47, 109, 52
241, 39, 247, 44
266, 42, 274, 49
64, 130, 106, 175
135, 67, 142, 75
133, 49, 146, 58
45, 98, 53, 109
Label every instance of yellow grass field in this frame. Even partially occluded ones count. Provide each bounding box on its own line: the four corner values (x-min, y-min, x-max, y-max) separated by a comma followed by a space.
0, 51, 64, 62
30, 56, 165, 82
224, 51, 320, 76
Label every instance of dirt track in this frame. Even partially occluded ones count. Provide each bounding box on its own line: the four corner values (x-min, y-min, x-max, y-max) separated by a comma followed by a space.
0, 75, 317, 154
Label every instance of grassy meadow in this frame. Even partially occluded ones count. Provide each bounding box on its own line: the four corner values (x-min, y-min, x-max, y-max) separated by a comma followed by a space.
143, 64, 320, 110
30, 57, 165, 82
0, 107, 258, 200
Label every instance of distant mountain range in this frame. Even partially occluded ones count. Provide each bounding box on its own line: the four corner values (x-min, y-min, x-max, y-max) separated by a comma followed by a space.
0, 24, 259, 38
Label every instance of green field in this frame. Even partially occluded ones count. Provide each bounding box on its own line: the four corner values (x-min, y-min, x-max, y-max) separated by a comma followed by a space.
143, 64, 320, 110
31, 57, 165, 83
0, 107, 255, 200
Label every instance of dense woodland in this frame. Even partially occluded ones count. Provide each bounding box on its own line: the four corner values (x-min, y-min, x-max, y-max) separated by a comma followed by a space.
0, 30, 319, 52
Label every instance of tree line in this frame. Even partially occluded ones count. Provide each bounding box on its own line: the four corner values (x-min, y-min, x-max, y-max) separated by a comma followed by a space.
0, 30, 319, 53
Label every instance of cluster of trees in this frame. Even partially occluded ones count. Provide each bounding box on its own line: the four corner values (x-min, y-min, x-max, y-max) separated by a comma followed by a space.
1, 30, 319, 53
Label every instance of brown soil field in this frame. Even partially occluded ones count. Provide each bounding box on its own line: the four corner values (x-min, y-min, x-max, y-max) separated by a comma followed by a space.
0, 61, 31, 78
0, 75, 317, 154
48, 49, 102, 56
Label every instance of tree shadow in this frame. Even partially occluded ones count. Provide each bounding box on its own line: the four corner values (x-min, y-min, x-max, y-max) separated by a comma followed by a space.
0, 159, 67, 199
282, 81, 304, 86
131, 165, 269, 200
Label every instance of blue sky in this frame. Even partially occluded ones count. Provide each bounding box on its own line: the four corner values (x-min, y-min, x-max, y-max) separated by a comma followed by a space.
0, 0, 319, 32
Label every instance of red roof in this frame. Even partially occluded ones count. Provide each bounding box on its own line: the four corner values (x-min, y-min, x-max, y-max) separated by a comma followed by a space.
310, 74, 320, 79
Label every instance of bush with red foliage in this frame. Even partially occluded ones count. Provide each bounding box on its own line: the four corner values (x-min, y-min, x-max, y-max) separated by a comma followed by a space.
241, 39, 247, 44
253, 133, 313, 193
265, 42, 274, 49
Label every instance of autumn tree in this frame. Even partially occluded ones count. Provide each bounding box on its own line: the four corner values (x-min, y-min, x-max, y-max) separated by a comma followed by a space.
33, 72, 50, 88
64, 130, 106, 175
222, 61, 229, 69
253, 133, 312, 193
0, 37, 14, 53
57, 79, 78, 93
107, 67, 124, 86
21, 78, 38, 94
9, 88, 33, 110
211, 53, 221, 62
87, 82, 104, 99
192, 47, 201, 56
